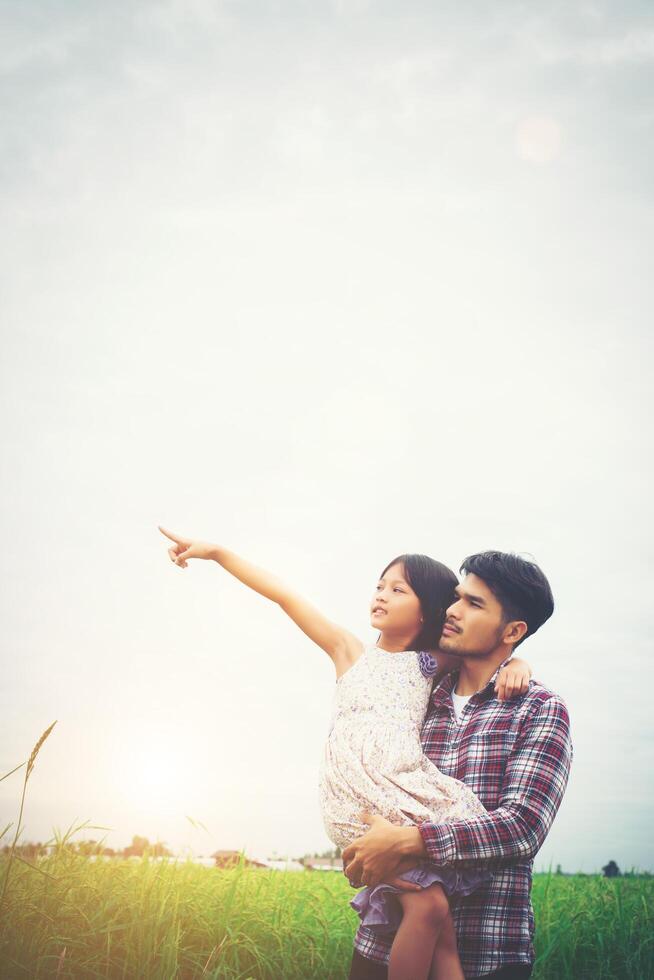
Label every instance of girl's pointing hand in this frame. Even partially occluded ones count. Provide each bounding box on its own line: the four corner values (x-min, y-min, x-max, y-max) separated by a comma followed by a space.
158, 526, 215, 568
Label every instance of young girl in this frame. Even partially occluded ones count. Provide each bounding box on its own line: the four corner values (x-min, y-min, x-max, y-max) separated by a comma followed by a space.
158, 527, 531, 980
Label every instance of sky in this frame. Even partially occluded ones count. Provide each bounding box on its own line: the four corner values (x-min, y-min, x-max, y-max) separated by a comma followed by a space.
1, 0, 652, 873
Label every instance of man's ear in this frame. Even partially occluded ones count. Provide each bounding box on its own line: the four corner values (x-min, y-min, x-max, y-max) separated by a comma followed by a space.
503, 620, 528, 647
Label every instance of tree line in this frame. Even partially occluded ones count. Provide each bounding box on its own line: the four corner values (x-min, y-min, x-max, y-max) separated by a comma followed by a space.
0, 835, 173, 859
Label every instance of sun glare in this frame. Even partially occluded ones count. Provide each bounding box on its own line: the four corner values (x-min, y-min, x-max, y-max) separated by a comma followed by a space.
110, 722, 205, 815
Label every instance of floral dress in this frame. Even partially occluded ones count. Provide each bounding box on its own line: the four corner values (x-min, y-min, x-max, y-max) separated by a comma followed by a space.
318, 644, 489, 934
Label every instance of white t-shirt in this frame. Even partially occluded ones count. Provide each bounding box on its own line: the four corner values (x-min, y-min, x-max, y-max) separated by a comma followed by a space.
451, 690, 473, 722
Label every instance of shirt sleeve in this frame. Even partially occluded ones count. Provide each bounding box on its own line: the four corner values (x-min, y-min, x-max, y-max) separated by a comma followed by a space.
418, 694, 573, 868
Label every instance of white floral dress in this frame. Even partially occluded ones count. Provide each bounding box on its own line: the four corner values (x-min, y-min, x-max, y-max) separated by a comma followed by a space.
318, 644, 490, 933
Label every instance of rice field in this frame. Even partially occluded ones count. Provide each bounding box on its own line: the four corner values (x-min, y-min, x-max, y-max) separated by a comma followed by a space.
0, 849, 652, 979
1, 727, 652, 978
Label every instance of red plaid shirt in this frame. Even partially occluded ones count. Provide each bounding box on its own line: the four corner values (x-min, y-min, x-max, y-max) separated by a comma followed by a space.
353, 661, 573, 977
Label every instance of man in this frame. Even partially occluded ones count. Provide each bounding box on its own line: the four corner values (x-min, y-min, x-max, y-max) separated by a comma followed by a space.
343, 551, 573, 979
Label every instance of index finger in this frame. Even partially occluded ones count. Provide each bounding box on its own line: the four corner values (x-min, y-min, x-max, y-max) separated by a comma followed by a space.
158, 526, 183, 544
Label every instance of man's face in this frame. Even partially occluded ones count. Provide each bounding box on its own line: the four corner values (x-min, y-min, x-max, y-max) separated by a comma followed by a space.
439, 573, 508, 658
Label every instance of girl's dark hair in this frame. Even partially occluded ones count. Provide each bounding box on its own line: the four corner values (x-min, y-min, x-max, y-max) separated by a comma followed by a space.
459, 551, 554, 648
380, 554, 458, 652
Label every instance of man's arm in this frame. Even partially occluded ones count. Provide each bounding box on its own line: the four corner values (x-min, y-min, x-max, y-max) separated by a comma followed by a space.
419, 694, 572, 867
343, 694, 572, 886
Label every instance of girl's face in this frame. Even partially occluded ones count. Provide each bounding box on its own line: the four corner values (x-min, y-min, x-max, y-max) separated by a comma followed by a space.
370, 562, 423, 642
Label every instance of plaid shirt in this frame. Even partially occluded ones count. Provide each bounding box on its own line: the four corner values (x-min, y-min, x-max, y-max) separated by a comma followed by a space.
353, 661, 573, 977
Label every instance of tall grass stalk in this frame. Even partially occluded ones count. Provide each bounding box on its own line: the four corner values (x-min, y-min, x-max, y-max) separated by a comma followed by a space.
0, 721, 57, 917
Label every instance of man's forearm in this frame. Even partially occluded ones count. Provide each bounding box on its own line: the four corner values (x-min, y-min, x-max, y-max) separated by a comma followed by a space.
418, 801, 557, 868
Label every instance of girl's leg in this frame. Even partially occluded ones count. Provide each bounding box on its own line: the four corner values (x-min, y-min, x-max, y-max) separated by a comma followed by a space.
388, 884, 457, 980
428, 909, 465, 980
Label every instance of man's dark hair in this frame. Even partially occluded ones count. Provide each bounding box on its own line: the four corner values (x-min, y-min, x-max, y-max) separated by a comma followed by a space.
459, 551, 554, 648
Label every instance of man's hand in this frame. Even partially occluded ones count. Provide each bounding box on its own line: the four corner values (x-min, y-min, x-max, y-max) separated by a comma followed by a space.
341, 813, 426, 890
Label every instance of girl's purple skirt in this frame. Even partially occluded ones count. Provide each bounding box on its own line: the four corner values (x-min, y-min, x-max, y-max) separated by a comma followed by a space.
350, 862, 491, 936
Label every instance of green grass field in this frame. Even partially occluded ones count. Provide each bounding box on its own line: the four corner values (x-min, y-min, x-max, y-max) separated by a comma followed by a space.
0, 850, 652, 979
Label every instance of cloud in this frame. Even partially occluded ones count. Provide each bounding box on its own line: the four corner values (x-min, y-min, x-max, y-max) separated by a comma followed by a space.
536, 29, 654, 66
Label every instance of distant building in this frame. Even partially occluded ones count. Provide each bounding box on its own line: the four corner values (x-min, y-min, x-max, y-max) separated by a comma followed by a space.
210, 850, 268, 869
263, 858, 305, 872
303, 856, 342, 872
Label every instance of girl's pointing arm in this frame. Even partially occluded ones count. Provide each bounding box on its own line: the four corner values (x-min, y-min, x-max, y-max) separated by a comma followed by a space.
213, 545, 363, 670
159, 526, 362, 672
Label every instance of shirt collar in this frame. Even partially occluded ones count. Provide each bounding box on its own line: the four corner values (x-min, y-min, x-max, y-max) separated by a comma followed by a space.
431, 655, 514, 707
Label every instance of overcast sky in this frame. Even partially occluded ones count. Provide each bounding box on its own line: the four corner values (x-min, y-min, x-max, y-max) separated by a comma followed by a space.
1, 0, 652, 872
